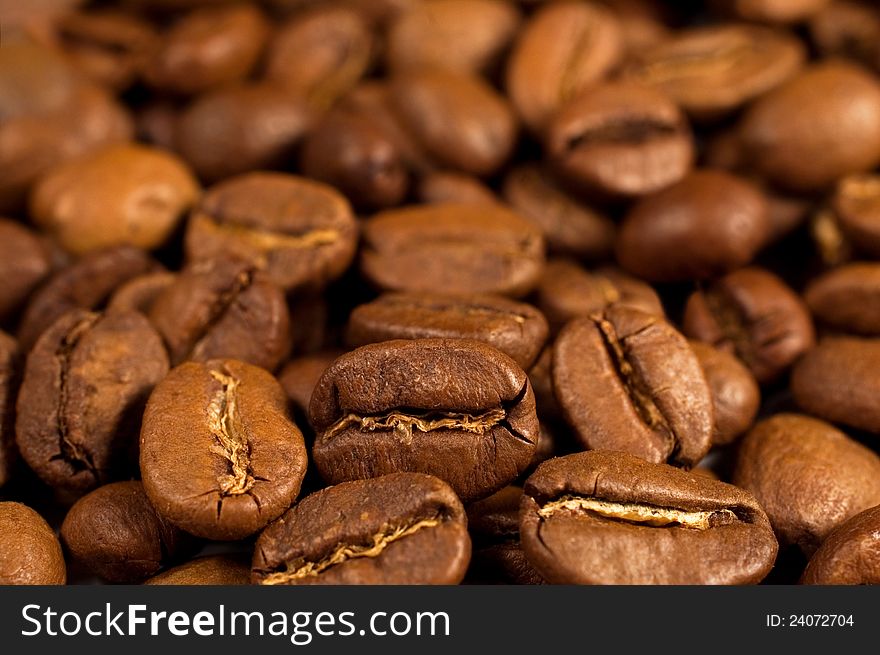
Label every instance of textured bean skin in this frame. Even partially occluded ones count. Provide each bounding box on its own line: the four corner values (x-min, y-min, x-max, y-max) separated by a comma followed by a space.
0, 502, 66, 585
801, 506, 880, 585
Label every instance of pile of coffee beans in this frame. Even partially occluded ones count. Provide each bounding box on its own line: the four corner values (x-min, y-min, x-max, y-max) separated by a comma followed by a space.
2, 0, 880, 586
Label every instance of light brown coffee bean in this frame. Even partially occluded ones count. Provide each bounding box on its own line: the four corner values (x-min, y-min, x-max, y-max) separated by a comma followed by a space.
0, 502, 66, 585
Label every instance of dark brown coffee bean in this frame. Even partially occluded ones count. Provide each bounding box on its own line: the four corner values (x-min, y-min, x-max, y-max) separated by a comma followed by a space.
144, 554, 251, 585
552, 307, 713, 467
733, 414, 880, 553
140, 359, 308, 540
346, 292, 548, 369
387, 0, 521, 74
501, 164, 615, 260
791, 336, 880, 433
278, 349, 345, 420
185, 172, 358, 293
416, 171, 496, 206
739, 61, 880, 191
361, 203, 545, 298
30, 144, 200, 256
623, 25, 804, 120
389, 68, 517, 177
809, 1, 880, 72
0, 332, 20, 489
174, 83, 313, 182
804, 263, 880, 334
720, 0, 830, 23
61, 481, 196, 583
144, 3, 269, 96
617, 171, 770, 282
107, 271, 177, 317
689, 341, 761, 447
535, 258, 663, 334
0, 219, 51, 321
0, 502, 66, 585
16, 310, 168, 495
148, 257, 290, 371
801, 505, 880, 585
682, 267, 815, 383
265, 6, 373, 110
310, 338, 539, 503
505, 1, 622, 133
17, 246, 158, 351
520, 450, 778, 584
547, 82, 694, 198
528, 347, 563, 423
832, 173, 880, 257
252, 473, 470, 585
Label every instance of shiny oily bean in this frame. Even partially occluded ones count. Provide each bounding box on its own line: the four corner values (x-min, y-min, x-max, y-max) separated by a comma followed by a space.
801, 505, 880, 585
0, 332, 20, 489
145, 554, 252, 585
683, 267, 815, 384
185, 172, 358, 293
140, 359, 308, 541
832, 173, 880, 258
361, 203, 545, 298
552, 307, 713, 468
310, 338, 539, 503
252, 473, 470, 585
61, 481, 196, 583
15, 310, 168, 495
804, 263, 880, 334
520, 451, 778, 585
734, 414, 880, 554
0, 502, 66, 585
345, 292, 549, 369
0, 219, 51, 321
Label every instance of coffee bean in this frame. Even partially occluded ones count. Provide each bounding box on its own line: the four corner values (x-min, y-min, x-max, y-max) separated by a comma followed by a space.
61, 481, 196, 583
16, 310, 168, 495
149, 257, 290, 370
808, 1, 880, 72
345, 292, 549, 369
617, 171, 770, 282
144, 554, 251, 585
0, 219, 51, 321
552, 307, 713, 467
506, 1, 622, 133
547, 82, 694, 198
690, 341, 761, 447
140, 359, 308, 540
801, 505, 880, 584
720, 0, 831, 24
528, 347, 563, 423
682, 267, 815, 383
279, 349, 345, 421
417, 171, 496, 206
0, 502, 66, 585
831, 173, 880, 258
185, 172, 358, 293
107, 271, 177, 317
804, 263, 880, 334
361, 203, 545, 298
734, 414, 880, 553
310, 338, 539, 503
520, 451, 778, 584
0, 332, 20, 489
252, 473, 470, 585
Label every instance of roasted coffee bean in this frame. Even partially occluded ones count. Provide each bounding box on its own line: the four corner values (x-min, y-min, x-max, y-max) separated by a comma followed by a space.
389, 69, 517, 177
265, 6, 373, 110
61, 481, 196, 583
623, 25, 804, 120
174, 83, 313, 182
520, 451, 778, 584
144, 554, 251, 585
682, 267, 815, 383
617, 171, 770, 283
690, 341, 761, 447
791, 336, 880, 433
416, 171, 496, 206
801, 505, 880, 585
144, 3, 269, 96
16, 310, 168, 495
505, 1, 622, 133
0, 502, 66, 585
0, 332, 20, 488
30, 144, 200, 256
466, 485, 543, 584
528, 347, 563, 423
546, 82, 694, 199
734, 414, 880, 553
501, 164, 615, 260
140, 359, 308, 540
185, 173, 358, 293
720, 0, 831, 23
361, 203, 545, 298
808, 1, 880, 72
602, 0, 670, 54
804, 263, 880, 334
310, 338, 539, 503
552, 307, 713, 467
279, 349, 345, 420
17, 246, 158, 351
831, 173, 880, 258
535, 258, 663, 333
148, 257, 290, 371
0, 219, 51, 321
252, 473, 470, 585
107, 271, 176, 317
739, 61, 880, 191
345, 292, 549, 369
